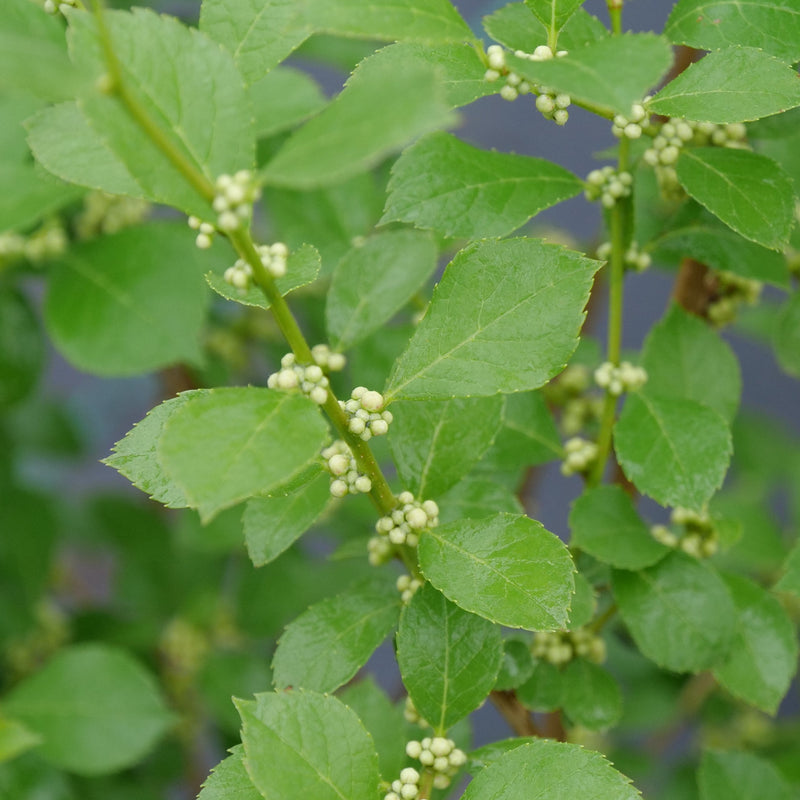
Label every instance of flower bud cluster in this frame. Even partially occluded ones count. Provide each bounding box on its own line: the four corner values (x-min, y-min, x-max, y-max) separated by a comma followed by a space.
651, 507, 719, 558
339, 387, 393, 441
267, 352, 329, 405
584, 167, 633, 208
75, 192, 150, 239
560, 437, 599, 476
310, 344, 347, 372
373, 492, 439, 549
188, 215, 217, 250
405, 737, 467, 790
384, 767, 421, 800
43, 0, 76, 14
212, 171, 260, 232
535, 87, 571, 126
322, 440, 372, 498
611, 102, 648, 140
0, 225, 68, 266
484, 45, 532, 102
403, 696, 429, 729
223, 242, 289, 293
706, 270, 762, 327
544, 365, 604, 436
596, 240, 652, 272
397, 574, 423, 605
594, 360, 648, 396
532, 627, 606, 666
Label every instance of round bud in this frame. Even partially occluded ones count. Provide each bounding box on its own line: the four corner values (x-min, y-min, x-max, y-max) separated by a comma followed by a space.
310, 386, 328, 405
354, 476, 372, 493
419, 750, 435, 766
188, 216, 201, 229
429, 738, 451, 757
433, 757, 450, 773
484, 69, 500, 82
535, 94, 555, 114
217, 211, 240, 231
406, 508, 429, 530
349, 417, 366, 435
270, 242, 289, 258
330, 479, 348, 498
406, 740, 422, 759
624, 123, 642, 139
370, 419, 389, 436
422, 500, 439, 518
400, 786, 418, 800
449, 749, 467, 767
398, 491, 415, 505
328, 353, 346, 371
533, 45, 553, 60
328, 454, 349, 476
506, 72, 521, 87
555, 94, 571, 109
400, 768, 420, 785
433, 775, 451, 790
389, 528, 407, 545
305, 364, 323, 382
196, 233, 212, 249
660, 145, 679, 165
500, 85, 518, 101
385, 793, 401, 800
361, 390, 384, 412
277, 370, 299, 390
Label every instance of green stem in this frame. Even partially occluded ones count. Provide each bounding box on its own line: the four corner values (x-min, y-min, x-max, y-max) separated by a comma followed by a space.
418, 770, 435, 800
588, 601, 618, 633
607, 0, 623, 35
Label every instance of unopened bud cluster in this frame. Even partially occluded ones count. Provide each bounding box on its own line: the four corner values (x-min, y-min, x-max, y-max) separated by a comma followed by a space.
322, 440, 371, 498
594, 361, 648, 396
403, 696, 429, 729
611, 102, 648, 140
0, 224, 67, 264
223, 242, 289, 293
373, 492, 439, 549
213, 170, 260, 232
561, 437, 598, 476
706, 270, 762, 327
405, 737, 467, 790
651, 507, 718, 558
596, 240, 652, 272
384, 767, 421, 800
267, 352, 329, 405
397, 574, 423, 604
532, 627, 606, 666
584, 167, 633, 208
339, 387, 393, 441
188, 215, 217, 249
484, 45, 532, 103
76, 192, 150, 239
545, 365, 603, 436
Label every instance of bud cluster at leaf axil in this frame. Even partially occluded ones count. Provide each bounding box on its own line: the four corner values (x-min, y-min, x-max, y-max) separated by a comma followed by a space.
223, 242, 289, 292
611, 102, 648, 140
267, 347, 345, 405
651, 506, 719, 559
212, 170, 260, 232
0, 223, 67, 265
403, 696, 429, 729
706, 270, 762, 327
396, 574, 423, 604
561, 437, 599, 476
75, 191, 150, 239
339, 386, 393, 441
405, 737, 467, 790
322, 440, 372, 498
532, 627, 607, 666
594, 360, 648, 396
596, 240, 651, 272
368, 493, 439, 564
545, 364, 603, 436
584, 167, 633, 208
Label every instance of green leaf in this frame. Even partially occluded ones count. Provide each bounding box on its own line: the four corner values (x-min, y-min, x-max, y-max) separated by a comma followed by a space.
70, 9, 255, 217
650, 47, 800, 123
0, 162, 83, 233
382, 131, 583, 238
0, 288, 44, 410
569, 485, 670, 570
243, 467, 330, 566
666, 0, 800, 62
461, 739, 640, 800
699, 750, 793, 800
775, 540, 800, 597
773, 292, 800, 378
26, 102, 144, 198
483, 3, 544, 51
641, 304, 741, 422
262, 50, 455, 189
418, 512, 575, 630
206, 244, 321, 309
494, 638, 535, 691
567, 572, 596, 628
614, 393, 732, 510
525, 0, 586, 31
3, 644, 172, 776
561, 659, 623, 731
437, 477, 524, 523
389, 396, 505, 499
675, 148, 794, 250
158, 387, 328, 522
386, 238, 599, 400
506, 34, 673, 116
326, 230, 438, 350
237, 690, 380, 800
272, 577, 399, 694
0, 717, 41, 765
197, 747, 262, 800
612, 553, 736, 673
44, 224, 213, 376
397, 583, 503, 731
712, 573, 798, 714
250, 67, 327, 139
654, 225, 790, 287
0, 0, 86, 101
516, 659, 563, 711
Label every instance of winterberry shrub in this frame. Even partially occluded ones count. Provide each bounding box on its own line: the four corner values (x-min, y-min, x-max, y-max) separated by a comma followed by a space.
1, 0, 800, 798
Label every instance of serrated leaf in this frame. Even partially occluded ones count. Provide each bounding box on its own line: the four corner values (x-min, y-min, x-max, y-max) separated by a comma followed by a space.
397, 584, 503, 731
243, 467, 330, 566
699, 750, 793, 800
641, 304, 741, 422
506, 34, 673, 116
0, 162, 83, 233
158, 388, 328, 522
614, 393, 732, 510
250, 67, 327, 138
773, 292, 800, 378
326, 230, 438, 350
197, 747, 262, 800
0, 288, 44, 410
654, 225, 789, 287
775, 540, 800, 596
484, 4, 605, 52
237, 690, 380, 800
650, 47, 800, 123
666, 0, 800, 62
262, 50, 455, 189
272, 578, 400, 693
3, 644, 171, 776
516, 659, 563, 710
676, 148, 794, 250
567, 572, 596, 628
494, 638, 535, 691
386, 238, 599, 400
44, 224, 213, 376
437, 478, 524, 523
712, 573, 798, 713
525, 0, 586, 31
418, 513, 575, 630
561, 659, 622, 730
461, 739, 640, 800
206, 244, 321, 309
389, 396, 505, 499
612, 553, 736, 673
569, 485, 670, 570
69, 9, 254, 217
382, 132, 583, 238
